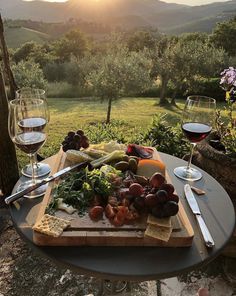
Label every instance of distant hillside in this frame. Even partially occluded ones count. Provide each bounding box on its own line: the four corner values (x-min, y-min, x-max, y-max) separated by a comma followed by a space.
4, 26, 51, 48
1, 0, 236, 36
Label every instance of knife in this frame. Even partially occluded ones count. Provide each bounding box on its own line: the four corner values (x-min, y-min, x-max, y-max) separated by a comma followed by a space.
184, 184, 214, 248
5, 161, 89, 205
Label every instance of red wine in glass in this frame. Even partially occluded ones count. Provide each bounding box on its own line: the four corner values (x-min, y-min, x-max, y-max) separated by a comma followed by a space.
174, 95, 216, 181
14, 132, 46, 154
18, 117, 47, 132
182, 122, 212, 143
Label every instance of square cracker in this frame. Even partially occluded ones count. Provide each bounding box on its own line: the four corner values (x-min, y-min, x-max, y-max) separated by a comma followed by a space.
147, 214, 171, 228
145, 224, 172, 242
33, 214, 70, 237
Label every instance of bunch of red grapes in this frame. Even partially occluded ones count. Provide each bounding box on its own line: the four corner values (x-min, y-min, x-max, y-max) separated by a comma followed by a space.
62, 130, 89, 152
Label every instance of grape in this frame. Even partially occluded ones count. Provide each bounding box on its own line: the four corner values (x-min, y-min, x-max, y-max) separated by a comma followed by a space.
145, 194, 158, 208
73, 134, 81, 142
61, 129, 89, 152
156, 190, 168, 203
159, 183, 175, 195
76, 129, 84, 136
169, 193, 179, 203
163, 201, 179, 216
67, 131, 75, 138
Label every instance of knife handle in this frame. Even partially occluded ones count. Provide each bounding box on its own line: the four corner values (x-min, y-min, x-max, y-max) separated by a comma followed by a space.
196, 214, 215, 248
5, 181, 45, 205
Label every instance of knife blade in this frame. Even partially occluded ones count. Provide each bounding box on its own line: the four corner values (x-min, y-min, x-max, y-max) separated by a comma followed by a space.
5, 161, 89, 205
184, 184, 214, 248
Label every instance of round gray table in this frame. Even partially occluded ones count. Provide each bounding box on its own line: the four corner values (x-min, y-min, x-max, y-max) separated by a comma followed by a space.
9, 152, 236, 281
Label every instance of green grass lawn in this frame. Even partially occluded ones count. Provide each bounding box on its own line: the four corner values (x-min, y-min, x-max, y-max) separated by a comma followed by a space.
16, 97, 231, 168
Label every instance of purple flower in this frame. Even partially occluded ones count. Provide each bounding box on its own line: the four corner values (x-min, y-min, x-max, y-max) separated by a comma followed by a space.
220, 67, 236, 91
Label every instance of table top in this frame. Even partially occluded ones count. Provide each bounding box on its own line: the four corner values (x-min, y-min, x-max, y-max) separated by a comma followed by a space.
10, 152, 236, 281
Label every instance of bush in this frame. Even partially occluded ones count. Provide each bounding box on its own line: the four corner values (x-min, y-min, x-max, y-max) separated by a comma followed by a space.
188, 78, 225, 101
84, 120, 142, 144
141, 114, 190, 158
43, 62, 67, 82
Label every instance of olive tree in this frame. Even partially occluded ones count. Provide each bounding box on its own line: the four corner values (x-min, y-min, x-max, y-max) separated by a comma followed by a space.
87, 43, 152, 123
12, 60, 47, 89
151, 36, 227, 105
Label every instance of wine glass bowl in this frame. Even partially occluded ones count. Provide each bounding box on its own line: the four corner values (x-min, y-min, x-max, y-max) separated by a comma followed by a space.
8, 98, 48, 198
16, 87, 51, 178
174, 95, 216, 181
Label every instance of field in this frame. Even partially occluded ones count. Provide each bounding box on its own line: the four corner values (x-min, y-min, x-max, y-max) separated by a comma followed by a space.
16, 97, 229, 168
4, 26, 50, 49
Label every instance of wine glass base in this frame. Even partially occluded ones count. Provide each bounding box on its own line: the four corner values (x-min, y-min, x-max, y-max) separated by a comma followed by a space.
174, 166, 202, 181
22, 163, 51, 178
17, 180, 48, 198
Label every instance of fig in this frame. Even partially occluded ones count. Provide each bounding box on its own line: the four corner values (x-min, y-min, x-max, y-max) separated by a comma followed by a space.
134, 175, 149, 186
156, 190, 169, 203
129, 183, 144, 196
149, 173, 165, 189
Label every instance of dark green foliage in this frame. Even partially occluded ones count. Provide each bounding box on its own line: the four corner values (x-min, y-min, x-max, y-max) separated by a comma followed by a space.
43, 62, 67, 82
84, 120, 139, 145
211, 17, 236, 57
142, 114, 190, 158
190, 78, 225, 101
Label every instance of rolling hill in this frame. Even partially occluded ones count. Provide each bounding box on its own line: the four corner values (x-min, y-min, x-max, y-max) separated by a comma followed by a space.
4, 26, 51, 48
1, 0, 236, 36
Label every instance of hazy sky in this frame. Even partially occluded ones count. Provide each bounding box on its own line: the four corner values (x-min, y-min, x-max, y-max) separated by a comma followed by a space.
25, 0, 231, 5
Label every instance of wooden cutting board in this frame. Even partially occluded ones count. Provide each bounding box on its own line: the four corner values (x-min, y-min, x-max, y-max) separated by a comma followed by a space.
33, 148, 194, 247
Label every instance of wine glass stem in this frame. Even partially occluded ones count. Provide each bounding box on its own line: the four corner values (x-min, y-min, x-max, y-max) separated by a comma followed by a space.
30, 153, 36, 183
33, 154, 39, 168
187, 143, 196, 171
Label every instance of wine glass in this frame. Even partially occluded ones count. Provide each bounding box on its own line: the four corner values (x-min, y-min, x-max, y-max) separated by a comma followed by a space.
8, 98, 48, 198
174, 95, 216, 181
16, 88, 51, 178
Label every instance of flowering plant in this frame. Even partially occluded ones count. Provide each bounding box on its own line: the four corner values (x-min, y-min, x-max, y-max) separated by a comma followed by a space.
220, 67, 236, 104
215, 67, 236, 156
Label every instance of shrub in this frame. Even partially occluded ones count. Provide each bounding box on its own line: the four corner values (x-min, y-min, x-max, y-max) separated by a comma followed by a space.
84, 120, 142, 144
188, 77, 225, 101
141, 114, 190, 158
43, 62, 67, 82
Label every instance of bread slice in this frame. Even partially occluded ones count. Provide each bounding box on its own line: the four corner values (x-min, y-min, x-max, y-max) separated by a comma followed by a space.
33, 214, 70, 237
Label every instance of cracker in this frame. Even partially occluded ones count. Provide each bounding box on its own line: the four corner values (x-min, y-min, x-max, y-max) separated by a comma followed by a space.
147, 214, 171, 228
33, 214, 70, 237
145, 224, 172, 242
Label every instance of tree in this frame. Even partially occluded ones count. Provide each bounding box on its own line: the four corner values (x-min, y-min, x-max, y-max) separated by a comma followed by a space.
54, 29, 89, 62
150, 36, 227, 105
12, 60, 47, 89
150, 36, 177, 105
88, 42, 152, 123
13, 41, 54, 67
126, 29, 159, 52
211, 17, 236, 56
